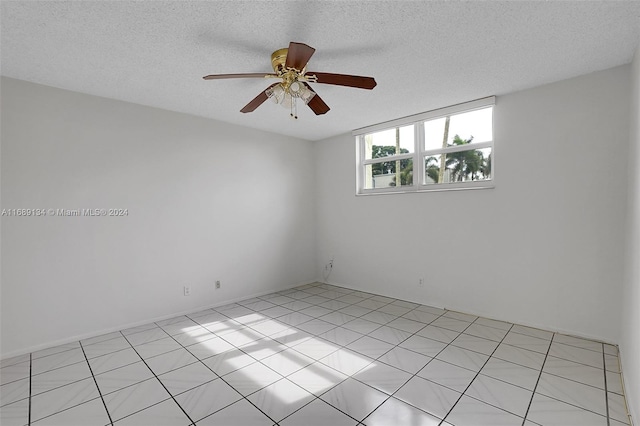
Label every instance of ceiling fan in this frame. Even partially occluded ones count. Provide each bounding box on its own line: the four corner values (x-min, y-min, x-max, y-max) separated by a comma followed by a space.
203, 42, 377, 119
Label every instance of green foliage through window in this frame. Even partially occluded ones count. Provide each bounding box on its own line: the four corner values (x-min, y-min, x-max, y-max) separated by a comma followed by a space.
371, 145, 411, 180
425, 135, 492, 183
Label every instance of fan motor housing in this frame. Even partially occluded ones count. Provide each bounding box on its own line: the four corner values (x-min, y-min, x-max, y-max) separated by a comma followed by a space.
271, 48, 288, 72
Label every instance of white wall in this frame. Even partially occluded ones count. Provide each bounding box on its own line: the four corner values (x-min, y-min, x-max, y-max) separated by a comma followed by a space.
621, 43, 640, 424
0, 77, 317, 358
315, 65, 630, 343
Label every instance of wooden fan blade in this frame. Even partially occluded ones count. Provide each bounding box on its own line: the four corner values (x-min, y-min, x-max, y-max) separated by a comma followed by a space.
203, 73, 277, 80
302, 83, 330, 115
306, 72, 377, 89
240, 83, 280, 113
285, 42, 316, 71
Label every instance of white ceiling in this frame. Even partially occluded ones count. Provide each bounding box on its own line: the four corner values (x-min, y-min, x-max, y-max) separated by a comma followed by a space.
2, 1, 639, 141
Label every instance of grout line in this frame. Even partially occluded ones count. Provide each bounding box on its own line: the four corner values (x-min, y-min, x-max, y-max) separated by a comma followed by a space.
510, 338, 611, 423
279, 397, 360, 425
615, 349, 634, 426
28, 352, 32, 426
527, 363, 605, 391
525, 387, 613, 421
208, 302, 352, 423
354, 311, 453, 424
553, 340, 608, 355
156, 320, 282, 425
423, 319, 514, 424
118, 331, 197, 425
29, 346, 79, 362
520, 332, 555, 425
23, 358, 88, 379
524, 350, 602, 371
82, 347, 140, 376
78, 341, 114, 426
603, 343, 611, 426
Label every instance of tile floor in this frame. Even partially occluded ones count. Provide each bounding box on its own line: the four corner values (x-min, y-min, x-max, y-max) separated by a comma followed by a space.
0, 282, 632, 426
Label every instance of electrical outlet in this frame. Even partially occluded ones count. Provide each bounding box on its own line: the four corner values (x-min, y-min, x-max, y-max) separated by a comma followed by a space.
215, 280, 221, 289
184, 286, 191, 296
419, 278, 424, 287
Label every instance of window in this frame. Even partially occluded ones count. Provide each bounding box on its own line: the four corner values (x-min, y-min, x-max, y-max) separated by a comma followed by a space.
355, 97, 494, 194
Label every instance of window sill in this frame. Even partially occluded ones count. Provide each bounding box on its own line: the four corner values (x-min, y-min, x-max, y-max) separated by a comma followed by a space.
356, 181, 495, 196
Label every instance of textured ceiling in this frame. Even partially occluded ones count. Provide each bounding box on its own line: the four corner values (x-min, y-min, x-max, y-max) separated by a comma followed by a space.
2, 1, 640, 141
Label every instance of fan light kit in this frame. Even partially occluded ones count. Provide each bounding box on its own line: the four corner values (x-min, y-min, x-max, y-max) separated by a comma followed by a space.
203, 42, 377, 119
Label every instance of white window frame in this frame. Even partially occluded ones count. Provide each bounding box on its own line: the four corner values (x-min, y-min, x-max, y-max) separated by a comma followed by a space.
355, 97, 495, 195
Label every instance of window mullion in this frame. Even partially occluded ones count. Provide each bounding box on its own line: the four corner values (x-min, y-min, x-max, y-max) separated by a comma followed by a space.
422, 140, 492, 156
356, 135, 364, 193
441, 141, 492, 154
415, 121, 424, 186
362, 153, 414, 165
